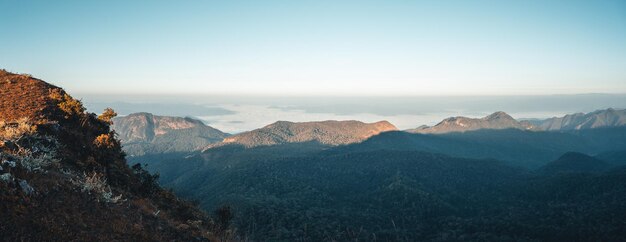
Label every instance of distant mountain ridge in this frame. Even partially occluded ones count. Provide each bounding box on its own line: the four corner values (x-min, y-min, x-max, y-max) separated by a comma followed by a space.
212, 120, 397, 148
409, 109, 625, 134
536, 108, 626, 131
408, 111, 536, 134
112, 112, 229, 155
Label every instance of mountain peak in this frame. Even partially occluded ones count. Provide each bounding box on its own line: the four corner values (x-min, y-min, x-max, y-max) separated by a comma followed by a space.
483, 111, 514, 121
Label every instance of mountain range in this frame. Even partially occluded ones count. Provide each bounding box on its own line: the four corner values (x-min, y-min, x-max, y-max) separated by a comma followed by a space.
128, 107, 626, 240
114, 109, 625, 157
407, 111, 536, 134
408, 109, 626, 134
216, 120, 397, 148
534, 108, 626, 131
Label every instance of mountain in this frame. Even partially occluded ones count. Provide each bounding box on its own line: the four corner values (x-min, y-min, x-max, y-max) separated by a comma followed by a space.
212, 120, 397, 148
112, 112, 229, 156
0, 70, 234, 241
408, 111, 535, 134
539, 152, 611, 175
407, 109, 626, 134
536, 108, 626, 131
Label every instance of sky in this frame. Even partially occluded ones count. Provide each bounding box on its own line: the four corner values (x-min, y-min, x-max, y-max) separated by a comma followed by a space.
1, 0, 626, 96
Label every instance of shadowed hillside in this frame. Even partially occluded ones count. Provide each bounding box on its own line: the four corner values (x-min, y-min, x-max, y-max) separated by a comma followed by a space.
539, 152, 611, 175
336, 127, 626, 168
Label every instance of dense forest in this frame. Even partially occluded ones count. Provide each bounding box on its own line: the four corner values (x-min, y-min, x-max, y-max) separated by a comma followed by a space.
134, 130, 626, 241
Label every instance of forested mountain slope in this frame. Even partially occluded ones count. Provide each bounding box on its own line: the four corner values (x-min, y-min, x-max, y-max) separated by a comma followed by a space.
147, 143, 626, 241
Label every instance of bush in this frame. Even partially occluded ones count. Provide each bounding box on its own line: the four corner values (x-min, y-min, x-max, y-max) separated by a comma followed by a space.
58, 95, 85, 116
78, 172, 122, 203
18, 151, 59, 172
98, 108, 117, 124
49, 89, 85, 117
0, 118, 36, 140
93, 134, 116, 149
0, 173, 13, 183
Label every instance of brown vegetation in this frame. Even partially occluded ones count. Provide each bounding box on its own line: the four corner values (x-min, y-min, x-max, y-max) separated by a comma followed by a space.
0, 70, 237, 241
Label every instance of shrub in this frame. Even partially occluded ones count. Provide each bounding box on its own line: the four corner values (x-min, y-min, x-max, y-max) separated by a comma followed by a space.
78, 172, 122, 203
58, 95, 85, 116
81, 172, 108, 193
94, 134, 116, 149
0, 118, 36, 140
18, 152, 58, 172
0, 173, 13, 183
49, 89, 85, 117
98, 108, 117, 124
11, 134, 61, 172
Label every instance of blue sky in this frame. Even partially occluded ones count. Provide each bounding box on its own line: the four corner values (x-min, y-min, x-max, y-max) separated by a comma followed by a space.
1, 0, 625, 96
